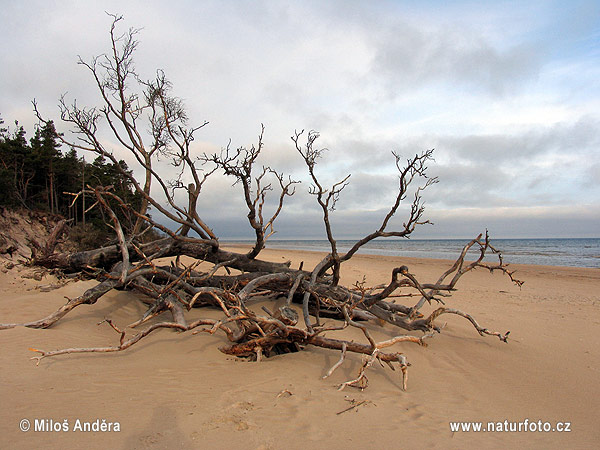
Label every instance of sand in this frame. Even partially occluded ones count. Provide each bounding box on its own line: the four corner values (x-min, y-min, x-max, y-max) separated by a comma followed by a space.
1, 246, 599, 449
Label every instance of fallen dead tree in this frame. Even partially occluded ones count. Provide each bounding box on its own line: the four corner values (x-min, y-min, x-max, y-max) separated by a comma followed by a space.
1, 15, 523, 391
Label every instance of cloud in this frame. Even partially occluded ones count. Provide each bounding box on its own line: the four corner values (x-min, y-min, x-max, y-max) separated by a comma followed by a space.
1, 0, 598, 239
441, 116, 600, 165
426, 203, 600, 239
368, 19, 542, 99
585, 162, 600, 187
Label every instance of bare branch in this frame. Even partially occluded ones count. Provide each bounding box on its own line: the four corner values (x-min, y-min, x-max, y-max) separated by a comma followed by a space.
206, 125, 298, 259
7, 16, 523, 396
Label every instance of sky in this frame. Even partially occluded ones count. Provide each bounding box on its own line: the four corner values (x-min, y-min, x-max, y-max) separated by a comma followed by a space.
1, 0, 599, 239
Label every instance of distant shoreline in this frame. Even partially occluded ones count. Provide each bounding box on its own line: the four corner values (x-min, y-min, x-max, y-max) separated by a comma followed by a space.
222, 243, 600, 272
222, 238, 600, 269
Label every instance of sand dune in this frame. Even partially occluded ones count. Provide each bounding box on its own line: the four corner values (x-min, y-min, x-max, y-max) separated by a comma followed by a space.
1, 247, 599, 449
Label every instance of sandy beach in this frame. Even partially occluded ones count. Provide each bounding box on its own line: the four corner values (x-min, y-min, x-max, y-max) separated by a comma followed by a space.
1, 246, 599, 449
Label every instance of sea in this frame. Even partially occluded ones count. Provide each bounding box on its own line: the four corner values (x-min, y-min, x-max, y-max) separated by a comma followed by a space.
225, 238, 600, 269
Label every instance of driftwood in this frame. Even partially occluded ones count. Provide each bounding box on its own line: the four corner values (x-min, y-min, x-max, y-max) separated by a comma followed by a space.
3, 215, 521, 391
1, 15, 524, 391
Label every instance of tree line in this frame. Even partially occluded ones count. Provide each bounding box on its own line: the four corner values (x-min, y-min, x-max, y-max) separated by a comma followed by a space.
0, 115, 144, 247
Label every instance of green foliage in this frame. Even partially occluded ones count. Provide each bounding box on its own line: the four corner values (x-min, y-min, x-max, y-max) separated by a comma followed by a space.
0, 114, 146, 245
68, 223, 113, 250
0, 120, 32, 207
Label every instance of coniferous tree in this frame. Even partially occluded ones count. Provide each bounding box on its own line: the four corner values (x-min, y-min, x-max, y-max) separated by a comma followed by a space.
39, 121, 61, 213
0, 121, 32, 207
0, 115, 146, 244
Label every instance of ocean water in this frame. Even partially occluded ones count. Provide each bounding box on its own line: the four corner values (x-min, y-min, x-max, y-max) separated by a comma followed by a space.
227, 238, 600, 268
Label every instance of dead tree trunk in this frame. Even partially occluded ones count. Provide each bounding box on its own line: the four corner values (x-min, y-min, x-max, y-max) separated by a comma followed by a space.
7, 16, 524, 392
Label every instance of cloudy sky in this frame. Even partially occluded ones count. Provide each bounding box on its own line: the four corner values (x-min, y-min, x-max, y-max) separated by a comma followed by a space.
1, 0, 599, 239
